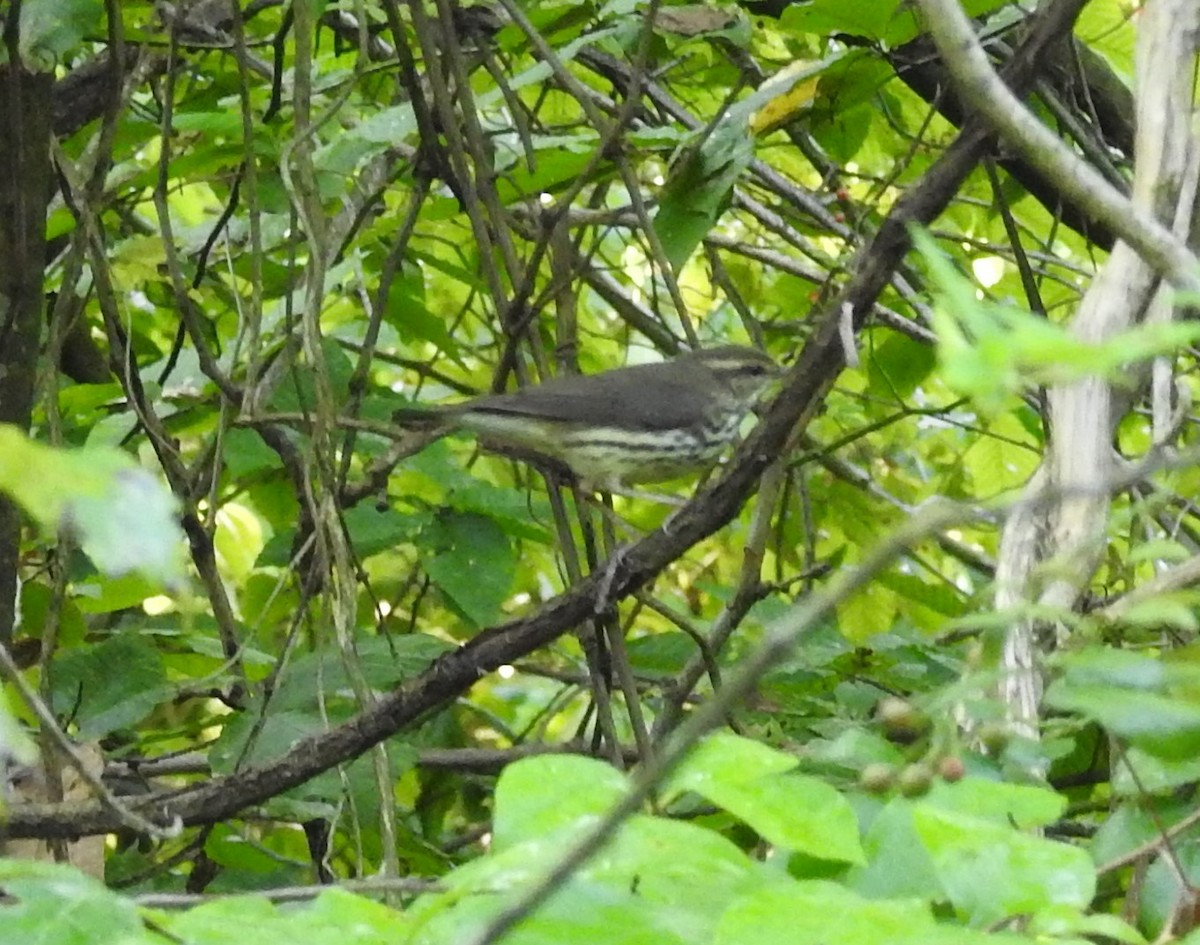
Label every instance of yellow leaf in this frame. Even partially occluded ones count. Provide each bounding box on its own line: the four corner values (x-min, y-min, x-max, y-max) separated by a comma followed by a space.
750, 76, 821, 135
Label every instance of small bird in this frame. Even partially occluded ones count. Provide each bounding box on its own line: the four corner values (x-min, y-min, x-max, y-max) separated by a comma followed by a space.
392, 345, 779, 500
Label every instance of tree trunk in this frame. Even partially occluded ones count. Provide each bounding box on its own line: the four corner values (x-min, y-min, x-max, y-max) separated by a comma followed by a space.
0, 62, 54, 643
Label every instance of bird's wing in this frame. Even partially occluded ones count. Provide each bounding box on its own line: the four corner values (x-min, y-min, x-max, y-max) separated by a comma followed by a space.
467, 364, 704, 430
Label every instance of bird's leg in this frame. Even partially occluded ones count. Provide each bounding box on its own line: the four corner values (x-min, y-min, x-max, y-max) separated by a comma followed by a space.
579, 492, 640, 540
588, 491, 631, 616
593, 540, 630, 616
584, 482, 690, 612
659, 503, 688, 535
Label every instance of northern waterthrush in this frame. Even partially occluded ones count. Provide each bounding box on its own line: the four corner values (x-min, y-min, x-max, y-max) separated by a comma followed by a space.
392, 345, 779, 499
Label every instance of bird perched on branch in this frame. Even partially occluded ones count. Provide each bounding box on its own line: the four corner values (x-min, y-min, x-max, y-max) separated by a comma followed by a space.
392, 345, 779, 501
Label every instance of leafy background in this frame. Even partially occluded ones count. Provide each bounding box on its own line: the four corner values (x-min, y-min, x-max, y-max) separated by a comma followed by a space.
2, 1, 1199, 943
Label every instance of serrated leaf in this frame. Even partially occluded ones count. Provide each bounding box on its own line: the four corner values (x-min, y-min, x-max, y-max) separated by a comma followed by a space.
269, 635, 453, 712
423, 512, 515, 629
342, 504, 427, 559
50, 635, 170, 738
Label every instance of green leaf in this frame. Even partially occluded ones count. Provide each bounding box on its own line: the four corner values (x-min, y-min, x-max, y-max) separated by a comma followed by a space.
159, 892, 280, 941
835, 579, 898, 645
448, 480, 553, 542
17, 0, 103, 67
877, 570, 966, 621
913, 805, 1095, 924
214, 502, 265, 584
222, 428, 282, 477
653, 118, 755, 270
1045, 648, 1200, 759
492, 755, 627, 850
781, 0, 1008, 46
781, 0, 918, 43
0, 426, 185, 586
1138, 842, 1200, 941
269, 635, 453, 712
0, 691, 38, 767
1047, 683, 1200, 759
171, 110, 246, 137
209, 708, 325, 776
383, 264, 461, 349
715, 881, 939, 945
666, 731, 799, 787
961, 414, 1040, 498
71, 573, 163, 615
423, 512, 515, 629
0, 859, 145, 945
50, 635, 171, 738
209, 707, 404, 813
161, 889, 406, 945
341, 504, 426, 559
625, 632, 698, 677
866, 332, 937, 400
665, 733, 864, 864
914, 228, 1200, 414
278, 888, 405, 944
1117, 594, 1200, 633
1091, 797, 1200, 873
410, 815, 756, 945
846, 798, 944, 901
1028, 906, 1145, 945
205, 822, 294, 874
1111, 745, 1200, 795
924, 778, 1065, 830
804, 727, 906, 773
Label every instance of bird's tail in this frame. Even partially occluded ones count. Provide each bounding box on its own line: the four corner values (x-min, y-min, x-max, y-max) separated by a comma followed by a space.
391, 404, 456, 433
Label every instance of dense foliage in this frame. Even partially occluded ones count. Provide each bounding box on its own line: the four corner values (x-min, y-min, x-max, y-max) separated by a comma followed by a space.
2, 1, 1200, 943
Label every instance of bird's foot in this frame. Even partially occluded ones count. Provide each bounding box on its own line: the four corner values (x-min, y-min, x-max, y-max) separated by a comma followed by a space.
593, 544, 630, 616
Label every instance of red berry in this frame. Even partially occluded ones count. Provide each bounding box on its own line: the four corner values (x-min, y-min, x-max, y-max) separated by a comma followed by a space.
938, 756, 966, 782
